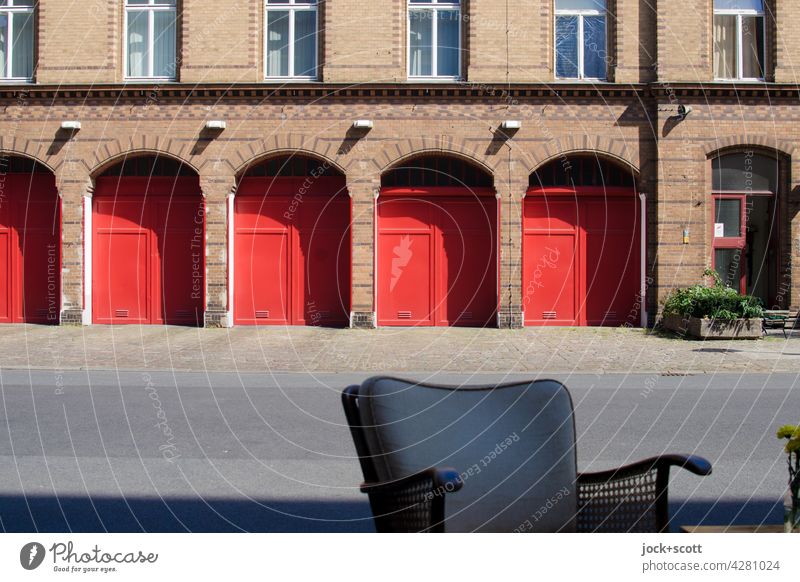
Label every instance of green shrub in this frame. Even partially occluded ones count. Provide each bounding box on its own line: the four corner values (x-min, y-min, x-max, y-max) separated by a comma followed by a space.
662, 269, 764, 321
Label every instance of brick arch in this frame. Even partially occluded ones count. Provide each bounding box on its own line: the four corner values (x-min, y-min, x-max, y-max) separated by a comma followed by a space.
89, 148, 200, 179
230, 148, 348, 179
523, 135, 640, 176
375, 140, 500, 179
0, 146, 58, 174
527, 148, 641, 179
703, 135, 795, 159
223, 136, 350, 177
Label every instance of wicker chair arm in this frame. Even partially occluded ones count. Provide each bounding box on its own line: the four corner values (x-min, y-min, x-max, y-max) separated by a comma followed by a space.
578, 454, 712, 483
360, 468, 463, 533
576, 455, 712, 533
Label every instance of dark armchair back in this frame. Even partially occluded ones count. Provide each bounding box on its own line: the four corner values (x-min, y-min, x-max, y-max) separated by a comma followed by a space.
344, 377, 578, 532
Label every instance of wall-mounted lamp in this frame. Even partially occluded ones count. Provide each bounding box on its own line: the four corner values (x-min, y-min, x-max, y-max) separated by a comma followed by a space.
676, 105, 693, 120
352, 119, 374, 130
501, 120, 522, 131
60, 121, 81, 131
205, 120, 227, 130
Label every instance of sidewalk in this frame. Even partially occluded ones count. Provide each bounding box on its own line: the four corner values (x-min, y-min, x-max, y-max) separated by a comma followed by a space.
0, 324, 798, 374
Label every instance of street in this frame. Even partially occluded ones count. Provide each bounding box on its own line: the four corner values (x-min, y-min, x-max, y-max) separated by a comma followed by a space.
1, 369, 797, 532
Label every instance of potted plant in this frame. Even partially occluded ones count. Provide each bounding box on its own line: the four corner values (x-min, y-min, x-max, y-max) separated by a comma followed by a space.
777, 424, 800, 533
661, 269, 764, 339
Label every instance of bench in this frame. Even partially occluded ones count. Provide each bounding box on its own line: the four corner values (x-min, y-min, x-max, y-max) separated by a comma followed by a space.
762, 311, 799, 338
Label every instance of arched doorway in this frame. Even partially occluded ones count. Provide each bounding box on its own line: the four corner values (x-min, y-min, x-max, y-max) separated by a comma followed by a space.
377, 155, 497, 327
524, 155, 641, 326
0, 155, 61, 324
711, 150, 781, 306
92, 155, 204, 325
233, 155, 351, 326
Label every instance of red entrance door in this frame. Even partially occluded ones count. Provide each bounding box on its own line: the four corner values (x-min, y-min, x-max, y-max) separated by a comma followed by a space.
0, 173, 61, 324
377, 188, 497, 327
92, 177, 204, 325
234, 176, 350, 326
523, 187, 641, 326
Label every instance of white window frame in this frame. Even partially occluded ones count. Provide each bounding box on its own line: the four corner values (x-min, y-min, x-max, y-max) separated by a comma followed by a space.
407, 0, 461, 82
123, 0, 178, 82
0, 0, 35, 83
554, 3, 608, 81
264, 0, 318, 81
713, 3, 766, 82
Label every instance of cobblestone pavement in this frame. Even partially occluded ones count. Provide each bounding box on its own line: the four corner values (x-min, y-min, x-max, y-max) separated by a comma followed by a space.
0, 324, 799, 374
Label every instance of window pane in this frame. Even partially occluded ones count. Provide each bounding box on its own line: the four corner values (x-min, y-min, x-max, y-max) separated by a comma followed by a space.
741, 15, 764, 78
583, 15, 606, 78
266, 10, 289, 76
714, 0, 763, 10
556, 0, 605, 9
713, 14, 736, 78
713, 153, 777, 192
555, 16, 578, 78
294, 9, 317, 77
127, 10, 149, 77
153, 11, 176, 77
11, 0, 36, 5
0, 14, 7, 78
409, 10, 432, 76
715, 199, 741, 237
714, 248, 743, 290
127, 1, 151, 4
436, 9, 459, 77
10, 11, 32, 78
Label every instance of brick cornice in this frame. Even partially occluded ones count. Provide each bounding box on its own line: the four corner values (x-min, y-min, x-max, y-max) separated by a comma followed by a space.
1, 81, 798, 102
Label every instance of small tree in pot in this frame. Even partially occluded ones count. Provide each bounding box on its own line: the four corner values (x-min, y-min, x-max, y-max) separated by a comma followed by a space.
661, 270, 764, 339
777, 424, 800, 533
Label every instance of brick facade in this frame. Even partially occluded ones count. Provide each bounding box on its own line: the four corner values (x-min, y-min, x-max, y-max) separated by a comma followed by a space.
0, 1, 797, 328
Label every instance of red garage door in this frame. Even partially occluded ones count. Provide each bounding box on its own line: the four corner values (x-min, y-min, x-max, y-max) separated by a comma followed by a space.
0, 171, 61, 324
234, 176, 350, 326
93, 176, 204, 325
377, 187, 497, 327
524, 158, 641, 327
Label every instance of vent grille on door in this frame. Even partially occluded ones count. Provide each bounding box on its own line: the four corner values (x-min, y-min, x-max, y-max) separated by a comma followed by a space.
605, 311, 617, 319
397, 311, 412, 320
176, 309, 192, 318
255, 310, 270, 319
542, 311, 557, 320
36, 308, 48, 317
115, 309, 129, 318
460, 311, 473, 320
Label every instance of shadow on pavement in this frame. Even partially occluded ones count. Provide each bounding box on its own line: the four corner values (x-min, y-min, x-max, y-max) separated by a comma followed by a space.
0, 495, 783, 533
0, 495, 374, 533
669, 498, 783, 532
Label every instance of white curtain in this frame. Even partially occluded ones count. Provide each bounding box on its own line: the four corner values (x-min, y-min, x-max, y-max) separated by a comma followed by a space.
436, 9, 459, 77
127, 11, 148, 77
293, 9, 316, 77
409, 10, 432, 76
0, 15, 7, 78
713, 15, 736, 78
11, 11, 33, 78
266, 11, 289, 76
153, 10, 177, 77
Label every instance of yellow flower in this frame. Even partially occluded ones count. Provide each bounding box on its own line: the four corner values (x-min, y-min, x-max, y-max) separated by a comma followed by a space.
777, 425, 798, 439
787, 439, 800, 454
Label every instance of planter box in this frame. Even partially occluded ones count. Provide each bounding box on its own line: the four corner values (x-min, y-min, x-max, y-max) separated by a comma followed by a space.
662, 315, 763, 340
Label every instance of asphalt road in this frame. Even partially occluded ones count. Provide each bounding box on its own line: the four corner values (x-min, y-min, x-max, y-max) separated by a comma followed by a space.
0, 369, 798, 532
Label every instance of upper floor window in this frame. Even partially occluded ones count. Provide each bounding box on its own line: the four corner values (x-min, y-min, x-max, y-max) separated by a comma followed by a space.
408, 0, 461, 80
265, 0, 318, 80
0, 0, 35, 81
713, 0, 765, 80
125, 0, 177, 80
555, 0, 607, 80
